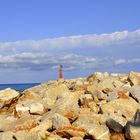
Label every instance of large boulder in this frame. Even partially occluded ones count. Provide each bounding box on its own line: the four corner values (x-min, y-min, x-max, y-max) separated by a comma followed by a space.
79, 124, 110, 140
101, 98, 140, 120
129, 85, 140, 103
30, 102, 44, 115
125, 109, 140, 140
50, 92, 80, 121
72, 113, 102, 127
87, 72, 109, 82
55, 126, 87, 138
0, 115, 17, 131
0, 88, 19, 108
52, 113, 71, 129
129, 71, 140, 86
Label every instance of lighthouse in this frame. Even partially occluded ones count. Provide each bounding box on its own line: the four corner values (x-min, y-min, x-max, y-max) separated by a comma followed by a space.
59, 65, 63, 79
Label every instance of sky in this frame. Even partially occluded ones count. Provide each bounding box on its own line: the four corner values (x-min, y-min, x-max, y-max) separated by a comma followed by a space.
0, 0, 140, 84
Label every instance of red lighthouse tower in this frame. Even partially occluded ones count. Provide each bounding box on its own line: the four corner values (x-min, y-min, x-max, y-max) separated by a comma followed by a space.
59, 65, 63, 79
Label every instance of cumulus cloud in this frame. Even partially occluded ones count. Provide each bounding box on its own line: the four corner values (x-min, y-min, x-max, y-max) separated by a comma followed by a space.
0, 29, 140, 55
114, 59, 126, 65
0, 29, 140, 72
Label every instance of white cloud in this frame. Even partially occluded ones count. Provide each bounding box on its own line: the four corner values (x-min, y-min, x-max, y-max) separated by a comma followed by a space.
0, 29, 140, 55
0, 29, 140, 72
114, 59, 126, 65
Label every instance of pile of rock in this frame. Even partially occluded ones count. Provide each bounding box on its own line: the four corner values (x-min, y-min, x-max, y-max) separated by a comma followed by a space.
0, 71, 140, 140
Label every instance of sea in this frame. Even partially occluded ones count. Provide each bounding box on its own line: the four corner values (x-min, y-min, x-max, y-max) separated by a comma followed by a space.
0, 83, 40, 92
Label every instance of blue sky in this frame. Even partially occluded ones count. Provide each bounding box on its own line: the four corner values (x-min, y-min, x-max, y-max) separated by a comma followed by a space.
0, 0, 140, 83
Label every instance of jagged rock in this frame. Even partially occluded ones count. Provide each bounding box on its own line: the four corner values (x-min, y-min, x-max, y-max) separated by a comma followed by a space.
92, 90, 107, 101
31, 119, 52, 132
112, 80, 124, 88
125, 123, 140, 140
88, 101, 99, 113
0, 131, 15, 140
79, 124, 110, 140
129, 85, 140, 103
106, 114, 127, 132
72, 113, 102, 127
110, 132, 125, 140
52, 113, 71, 129
70, 136, 83, 140
19, 90, 41, 101
0, 88, 19, 108
79, 94, 93, 105
15, 101, 31, 117
50, 93, 80, 121
87, 72, 109, 82
0, 115, 17, 131
55, 126, 87, 138
14, 119, 38, 132
101, 98, 140, 120
30, 102, 44, 115
107, 92, 118, 102
125, 109, 140, 139
129, 71, 140, 86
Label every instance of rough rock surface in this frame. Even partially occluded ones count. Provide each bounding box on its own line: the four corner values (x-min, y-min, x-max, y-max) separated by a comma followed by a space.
0, 88, 19, 108
0, 71, 140, 140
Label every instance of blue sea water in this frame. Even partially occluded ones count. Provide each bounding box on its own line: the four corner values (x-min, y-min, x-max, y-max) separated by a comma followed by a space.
0, 83, 40, 92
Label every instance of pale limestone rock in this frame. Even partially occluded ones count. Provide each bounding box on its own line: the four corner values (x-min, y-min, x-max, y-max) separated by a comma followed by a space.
88, 101, 99, 113
0, 115, 17, 131
79, 124, 110, 140
101, 98, 140, 120
52, 113, 71, 129
55, 126, 87, 138
30, 102, 44, 115
30, 119, 52, 132
0, 88, 19, 108
129, 71, 140, 86
0, 131, 15, 140
70, 136, 83, 140
50, 93, 80, 121
72, 113, 102, 127
129, 85, 140, 103
125, 109, 140, 139
110, 132, 125, 140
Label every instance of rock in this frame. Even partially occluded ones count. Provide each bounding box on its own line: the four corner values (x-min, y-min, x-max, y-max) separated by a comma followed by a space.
0, 131, 15, 140
50, 93, 80, 121
14, 119, 38, 132
19, 90, 40, 101
110, 132, 125, 140
30, 102, 44, 115
79, 124, 110, 140
88, 101, 99, 113
0, 88, 19, 108
107, 92, 118, 102
55, 126, 87, 138
101, 98, 140, 120
79, 94, 93, 105
129, 85, 140, 103
125, 109, 140, 139
129, 71, 140, 86
87, 72, 109, 82
70, 136, 83, 140
31, 119, 52, 132
92, 90, 107, 101
112, 80, 124, 88
0, 115, 17, 131
15, 101, 31, 117
52, 113, 71, 129
106, 114, 127, 132
72, 113, 102, 127
125, 123, 140, 140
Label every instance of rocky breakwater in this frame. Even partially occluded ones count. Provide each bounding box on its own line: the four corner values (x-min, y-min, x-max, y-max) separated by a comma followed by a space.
0, 71, 140, 140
